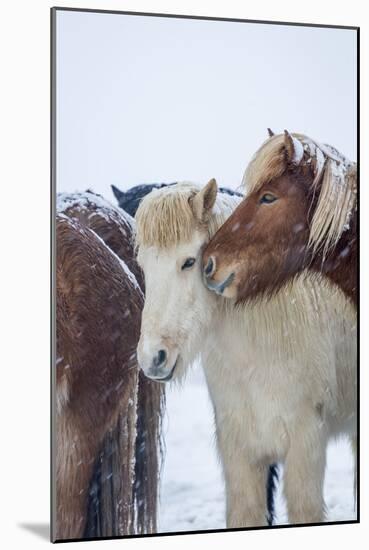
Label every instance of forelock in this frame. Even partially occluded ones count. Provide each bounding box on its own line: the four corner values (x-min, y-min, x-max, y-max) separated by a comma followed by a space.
242, 134, 288, 194
135, 182, 201, 249
135, 182, 242, 250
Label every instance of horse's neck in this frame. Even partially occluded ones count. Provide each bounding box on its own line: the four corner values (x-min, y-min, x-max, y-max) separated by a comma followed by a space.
203, 273, 353, 369
312, 210, 357, 305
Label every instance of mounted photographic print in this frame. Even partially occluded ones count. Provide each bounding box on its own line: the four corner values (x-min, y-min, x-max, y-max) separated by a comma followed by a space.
51, 7, 359, 543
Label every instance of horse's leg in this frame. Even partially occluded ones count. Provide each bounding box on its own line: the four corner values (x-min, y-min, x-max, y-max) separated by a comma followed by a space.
266, 464, 279, 525
283, 418, 327, 524
56, 453, 94, 539
56, 416, 99, 540
225, 459, 270, 528
217, 428, 269, 528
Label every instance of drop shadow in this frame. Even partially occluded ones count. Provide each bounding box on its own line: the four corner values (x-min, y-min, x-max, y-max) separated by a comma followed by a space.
18, 523, 50, 541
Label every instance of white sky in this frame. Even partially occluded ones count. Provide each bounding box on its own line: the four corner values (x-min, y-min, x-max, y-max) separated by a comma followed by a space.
56, 10, 357, 200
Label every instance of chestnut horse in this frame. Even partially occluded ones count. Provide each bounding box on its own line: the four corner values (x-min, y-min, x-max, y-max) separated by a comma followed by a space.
202, 130, 357, 305
135, 180, 356, 527
55, 192, 164, 540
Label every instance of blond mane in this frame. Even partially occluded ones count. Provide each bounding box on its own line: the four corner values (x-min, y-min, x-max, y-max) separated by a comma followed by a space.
135, 182, 241, 249
242, 133, 357, 257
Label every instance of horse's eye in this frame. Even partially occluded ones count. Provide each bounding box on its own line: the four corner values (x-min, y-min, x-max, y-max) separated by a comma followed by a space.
181, 257, 196, 270
259, 193, 277, 204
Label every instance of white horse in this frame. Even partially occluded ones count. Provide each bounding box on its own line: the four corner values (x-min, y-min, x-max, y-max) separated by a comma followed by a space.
135, 180, 356, 527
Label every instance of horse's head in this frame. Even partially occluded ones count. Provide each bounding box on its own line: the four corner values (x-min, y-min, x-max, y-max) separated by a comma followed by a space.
202, 131, 355, 303
135, 179, 223, 383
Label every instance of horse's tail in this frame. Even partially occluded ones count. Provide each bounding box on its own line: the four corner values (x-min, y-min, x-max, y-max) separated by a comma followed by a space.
133, 372, 166, 534
266, 464, 279, 526
84, 402, 140, 539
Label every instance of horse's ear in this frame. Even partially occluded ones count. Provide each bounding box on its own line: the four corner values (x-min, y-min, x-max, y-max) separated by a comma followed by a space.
111, 184, 126, 202
192, 178, 218, 223
267, 128, 275, 137
283, 130, 304, 167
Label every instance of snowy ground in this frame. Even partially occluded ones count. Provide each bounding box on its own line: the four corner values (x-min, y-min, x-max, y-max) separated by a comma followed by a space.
158, 365, 356, 533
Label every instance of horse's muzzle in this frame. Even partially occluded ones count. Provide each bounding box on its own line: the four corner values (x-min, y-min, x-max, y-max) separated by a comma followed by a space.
146, 356, 178, 383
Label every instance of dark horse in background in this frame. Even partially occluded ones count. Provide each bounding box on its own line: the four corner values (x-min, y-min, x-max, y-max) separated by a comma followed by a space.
55, 191, 164, 540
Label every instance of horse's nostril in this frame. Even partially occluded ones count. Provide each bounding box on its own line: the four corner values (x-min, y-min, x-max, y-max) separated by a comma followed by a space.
204, 256, 215, 277
153, 349, 167, 368
218, 272, 235, 294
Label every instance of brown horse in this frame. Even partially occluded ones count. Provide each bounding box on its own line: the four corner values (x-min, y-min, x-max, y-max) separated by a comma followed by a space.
202, 131, 357, 306
54, 192, 164, 540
